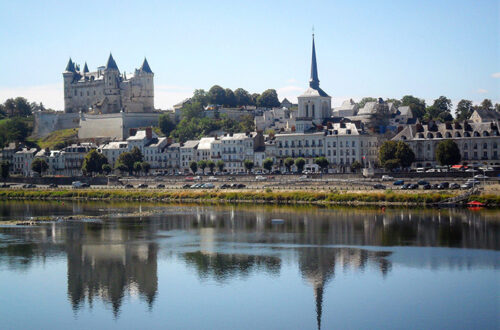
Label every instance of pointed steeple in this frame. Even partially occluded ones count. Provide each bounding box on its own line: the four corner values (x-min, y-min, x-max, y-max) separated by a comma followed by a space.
140, 57, 153, 73
65, 58, 75, 72
106, 53, 119, 71
83, 62, 89, 73
309, 34, 320, 89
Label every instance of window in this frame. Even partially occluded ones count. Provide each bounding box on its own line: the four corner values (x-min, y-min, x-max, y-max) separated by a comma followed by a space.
312, 104, 315, 117
305, 105, 309, 117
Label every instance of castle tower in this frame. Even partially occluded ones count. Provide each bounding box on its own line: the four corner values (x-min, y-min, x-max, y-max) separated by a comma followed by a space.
63, 58, 76, 113
132, 58, 154, 112
103, 53, 122, 113
296, 34, 332, 132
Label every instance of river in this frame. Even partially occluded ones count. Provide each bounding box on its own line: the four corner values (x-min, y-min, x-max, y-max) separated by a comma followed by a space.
0, 201, 498, 329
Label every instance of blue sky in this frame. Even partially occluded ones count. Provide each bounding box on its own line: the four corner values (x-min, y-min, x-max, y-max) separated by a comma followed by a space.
0, 0, 498, 110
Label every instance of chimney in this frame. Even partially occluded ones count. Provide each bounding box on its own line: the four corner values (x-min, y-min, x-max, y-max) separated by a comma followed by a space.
129, 128, 137, 137
146, 127, 152, 140
167, 137, 173, 145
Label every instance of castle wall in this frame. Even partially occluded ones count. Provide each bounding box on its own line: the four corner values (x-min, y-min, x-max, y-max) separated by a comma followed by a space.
78, 112, 160, 140
33, 112, 80, 138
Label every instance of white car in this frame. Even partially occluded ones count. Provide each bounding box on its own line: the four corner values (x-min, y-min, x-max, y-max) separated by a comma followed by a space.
381, 175, 394, 181
208, 176, 218, 181
255, 175, 266, 181
474, 174, 488, 179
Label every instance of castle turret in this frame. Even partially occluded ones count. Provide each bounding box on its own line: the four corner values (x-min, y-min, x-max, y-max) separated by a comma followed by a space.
129, 58, 154, 112
63, 58, 76, 112
103, 53, 121, 112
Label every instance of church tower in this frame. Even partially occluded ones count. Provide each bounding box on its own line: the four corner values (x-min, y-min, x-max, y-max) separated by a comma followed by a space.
295, 34, 332, 132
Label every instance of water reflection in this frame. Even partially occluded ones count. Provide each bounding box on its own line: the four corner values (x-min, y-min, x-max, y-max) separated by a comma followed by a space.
0, 202, 498, 325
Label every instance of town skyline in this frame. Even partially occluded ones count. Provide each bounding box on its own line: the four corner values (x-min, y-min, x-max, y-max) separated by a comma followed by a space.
0, 0, 499, 110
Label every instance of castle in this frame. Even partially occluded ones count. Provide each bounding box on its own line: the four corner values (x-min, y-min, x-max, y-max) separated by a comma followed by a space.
63, 54, 154, 114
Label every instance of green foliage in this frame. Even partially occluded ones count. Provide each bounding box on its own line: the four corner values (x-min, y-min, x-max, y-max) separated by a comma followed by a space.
284, 157, 294, 172
181, 101, 204, 120
257, 89, 280, 108
480, 99, 493, 110
435, 140, 461, 166
207, 160, 215, 174
294, 157, 306, 173
207, 85, 226, 105
263, 158, 274, 172
82, 149, 108, 176
216, 160, 224, 172
141, 162, 151, 174
425, 96, 453, 121
314, 157, 329, 172
234, 88, 254, 106
224, 89, 237, 107
191, 89, 208, 106
158, 113, 176, 136
243, 159, 254, 173
379, 141, 414, 169
32, 128, 78, 150
455, 99, 473, 121
130, 147, 143, 163
102, 164, 112, 175
350, 160, 362, 172
0, 97, 32, 117
198, 160, 207, 174
0, 117, 32, 147
31, 158, 48, 176
116, 147, 143, 175
190, 161, 198, 174
0, 161, 9, 181
171, 115, 252, 142
133, 161, 142, 174
401, 95, 426, 120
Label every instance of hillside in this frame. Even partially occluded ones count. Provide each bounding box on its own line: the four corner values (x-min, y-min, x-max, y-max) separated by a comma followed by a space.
31, 128, 79, 149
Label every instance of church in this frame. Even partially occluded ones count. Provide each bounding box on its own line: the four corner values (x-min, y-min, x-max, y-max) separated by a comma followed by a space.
295, 34, 332, 133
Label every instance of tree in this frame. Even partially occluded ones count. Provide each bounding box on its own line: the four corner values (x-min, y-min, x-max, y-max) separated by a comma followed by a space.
314, 157, 329, 173
116, 163, 128, 174
116, 149, 140, 175
234, 88, 253, 106
130, 147, 143, 163
401, 95, 426, 120
358, 97, 377, 109
435, 140, 461, 166
257, 89, 280, 108
243, 159, 254, 173
224, 89, 237, 107
31, 158, 48, 176
159, 113, 176, 136
251, 93, 260, 105
0, 161, 9, 182
133, 161, 142, 175
284, 157, 294, 173
207, 160, 215, 174
456, 99, 473, 121
190, 161, 198, 174
191, 89, 208, 106
263, 158, 274, 173
383, 159, 400, 171
294, 158, 306, 173
426, 96, 452, 121
198, 160, 207, 174
141, 162, 151, 175
181, 102, 204, 120
82, 149, 108, 176
395, 141, 415, 168
207, 85, 226, 105
102, 164, 112, 175
216, 160, 224, 172
385, 98, 402, 107
239, 114, 255, 132
350, 160, 362, 172
481, 99, 493, 111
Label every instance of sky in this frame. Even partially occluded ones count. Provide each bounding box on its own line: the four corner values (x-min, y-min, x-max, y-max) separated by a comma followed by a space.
0, 0, 498, 112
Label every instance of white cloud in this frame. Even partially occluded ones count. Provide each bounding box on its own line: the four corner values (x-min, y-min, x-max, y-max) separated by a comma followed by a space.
491, 72, 500, 78
477, 88, 488, 94
286, 78, 297, 84
0, 84, 63, 110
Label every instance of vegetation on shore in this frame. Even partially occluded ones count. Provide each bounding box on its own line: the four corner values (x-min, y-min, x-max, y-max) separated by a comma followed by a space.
0, 188, 498, 206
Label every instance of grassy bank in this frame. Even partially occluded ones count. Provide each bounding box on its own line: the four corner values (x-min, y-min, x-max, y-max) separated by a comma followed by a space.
1, 188, 498, 206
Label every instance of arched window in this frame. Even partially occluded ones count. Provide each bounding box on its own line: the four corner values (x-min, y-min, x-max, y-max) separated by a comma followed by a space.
464, 132, 470, 137
305, 105, 309, 117
401, 136, 407, 140
427, 133, 434, 139
418, 133, 424, 138
455, 132, 461, 137
445, 132, 452, 138
312, 104, 315, 117
473, 131, 480, 137
483, 131, 489, 137
436, 132, 442, 138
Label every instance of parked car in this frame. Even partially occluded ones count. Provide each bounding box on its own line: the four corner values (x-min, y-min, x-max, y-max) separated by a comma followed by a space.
422, 184, 431, 190
431, 183, 439, 189
220, 184, 230, 189
401, 183, 411, 190
182, 184, 191, 189
23, 183, 36, 188
156, 184, 165, 189
373, 184, 386, 189
0, 183, 10, 188
255, 175, 266, 181
201, 183, 215, 189
185, 176, 194, 181
193, 176, 202, 181
137, 183, 148, 188
438, 182, 449, 189
393, 180, 404, 186
207, 176, 218, 181
48, 183, 58, 188
190, 183, 203, 189
298, 175, 309, 181
72, 181, 84, 188
417, 180, 429, 186
409, 184, 419, 190
124, 184, 133, 189
461, 183, 473, 189
382, 175, 394, 181
450, 183, 460, 189
474, 174, 488, 179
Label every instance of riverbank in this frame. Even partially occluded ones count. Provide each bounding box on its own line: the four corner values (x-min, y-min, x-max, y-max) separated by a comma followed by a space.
1, 188, 499, 207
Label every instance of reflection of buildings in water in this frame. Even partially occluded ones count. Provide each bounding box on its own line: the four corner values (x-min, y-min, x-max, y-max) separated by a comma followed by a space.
66, 227, 158, 316
183, 251, 281, 283
298, 247, 392, 330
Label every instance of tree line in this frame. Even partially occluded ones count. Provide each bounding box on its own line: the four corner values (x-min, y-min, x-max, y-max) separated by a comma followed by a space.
190, 86, 280, 108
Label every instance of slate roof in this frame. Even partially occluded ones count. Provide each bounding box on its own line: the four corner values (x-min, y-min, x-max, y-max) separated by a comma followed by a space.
140, 58, 153, 73
106, 53, 119, 71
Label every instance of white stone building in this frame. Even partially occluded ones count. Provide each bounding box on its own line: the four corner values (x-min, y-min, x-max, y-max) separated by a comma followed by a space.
180, 140, 199, 172
62, 143, 96, 176
13, 148, 37, 176
34, 149, 65, 176
100, 141, 129, 167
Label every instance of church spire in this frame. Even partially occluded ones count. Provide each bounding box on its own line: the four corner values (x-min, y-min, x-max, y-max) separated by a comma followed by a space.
309, 33, 320, 89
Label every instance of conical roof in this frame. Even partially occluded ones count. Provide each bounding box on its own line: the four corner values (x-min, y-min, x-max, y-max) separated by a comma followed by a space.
106, 53, 119, 71
309, 35, 320, 89
140, 58, 153, 73
65, 58, 75, 72
83, 62, 89, 73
